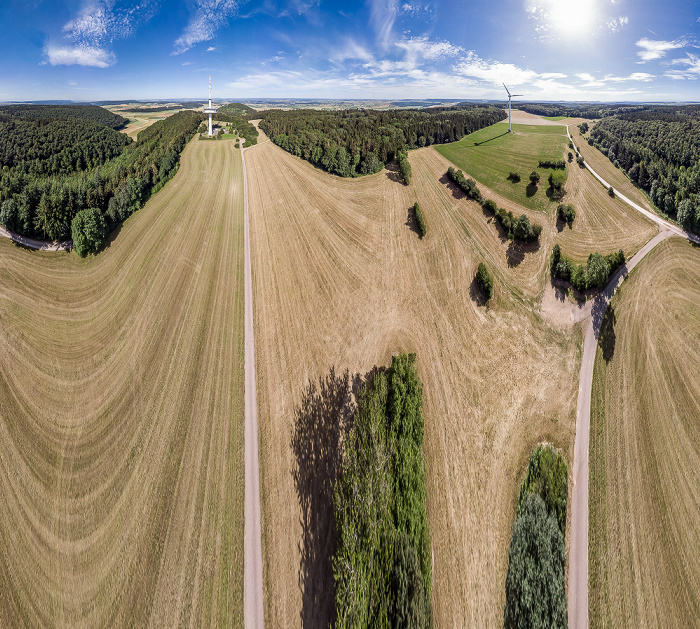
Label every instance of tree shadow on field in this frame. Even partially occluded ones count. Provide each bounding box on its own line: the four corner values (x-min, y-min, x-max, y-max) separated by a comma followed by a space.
385, 160, 402, 184
556, 216, 566, 233
506, 238, 540, 268
596, 303, 617, 362
469, 275, 489, 307
405, 205, 422, 237
291, 365, 382, 628
439, 173, 467, 201
526, 183, 538, 198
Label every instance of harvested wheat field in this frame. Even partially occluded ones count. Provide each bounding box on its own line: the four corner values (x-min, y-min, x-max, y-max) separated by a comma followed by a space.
589, 237, 700, 627
0, 137, 245, 627
246, 140, 582, 627
569, 124, 655, 214
554, 155, 657, 264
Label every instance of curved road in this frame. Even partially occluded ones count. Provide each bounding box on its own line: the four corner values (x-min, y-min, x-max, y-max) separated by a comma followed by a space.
566, 125, 700, 628
242, 143, 265, 628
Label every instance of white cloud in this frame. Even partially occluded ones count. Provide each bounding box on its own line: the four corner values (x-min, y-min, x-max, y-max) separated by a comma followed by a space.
395, 37, 463, 61
665, 54, 700, 80
540, 72, 567, 79
369, 0, 399, 49
173, 0, 239, 55
45, 45, 115, 68
207, 46, 216, 51
607, 16, 628, 32
453, 51, 538, 86
636, 37, 687, 62
576, 71, 654, 85
576, 72, 596, 81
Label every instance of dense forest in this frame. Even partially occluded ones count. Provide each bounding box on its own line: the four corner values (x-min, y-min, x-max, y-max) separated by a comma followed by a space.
0, 110, 201, 246
218, 102, 257, 116
517, 103, 647, 120
587, 106, 700, 233
258, 105, 506, 177
0, 104, 127, 129
333, 354, 432, 628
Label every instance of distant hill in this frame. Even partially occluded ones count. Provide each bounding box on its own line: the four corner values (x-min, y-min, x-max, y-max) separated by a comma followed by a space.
0, 104, 127, 130
218, 102, 257, 116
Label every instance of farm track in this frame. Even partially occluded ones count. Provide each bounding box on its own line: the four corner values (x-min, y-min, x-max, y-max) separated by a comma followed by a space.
246, 139, 581, 627
0, 137, 245, 627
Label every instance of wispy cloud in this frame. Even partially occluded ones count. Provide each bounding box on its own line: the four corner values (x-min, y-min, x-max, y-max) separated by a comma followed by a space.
173, 0, 239, 55
666, 54, 700, 80
576, 71, 654, 86
45, 45, 115, 68
607, 16, 628, 33
207, 46, 216, 51
636, 37, 688, 62
46, 0, 159, 67
369, 0, 399, 49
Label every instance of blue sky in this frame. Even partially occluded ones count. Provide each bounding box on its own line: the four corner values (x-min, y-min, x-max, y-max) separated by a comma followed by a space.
1, 0, 699, 101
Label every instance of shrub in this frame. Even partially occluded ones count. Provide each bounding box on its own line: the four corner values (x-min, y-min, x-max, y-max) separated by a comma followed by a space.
71, 207, 107, 257
507, 171, 521, 183
413, 202, 426, 238
504, 494, 567, 629
482, 199, 498, 214
446, 168, 483, 204
529, 171, 540, 186
608, 186, 615, 198
548, 170, 567, 190
475, 262, 493, 300
557, 203, 576, 225
568, 151, 573, 162
576, 155, 585, 167
397, 151, 412, 183
539, 159, 566, 169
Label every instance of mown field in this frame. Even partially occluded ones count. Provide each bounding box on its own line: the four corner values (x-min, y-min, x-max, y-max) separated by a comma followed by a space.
112, 109, 182, 140
589, 237, 700, 627
0, 138, 245, 627
246, 138, 582, 627
436, 122, 568, 213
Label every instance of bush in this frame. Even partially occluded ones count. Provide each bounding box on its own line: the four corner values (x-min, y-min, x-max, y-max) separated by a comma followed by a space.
507, 171, 521, 183
482, 199, 498, 214
397, 152, 412, 184
446, 167, 483, 203
529, 171, 540, 186
539, 159, 566, 169
576, 155, 585, 167
413, 202, 426, 238
568, 151, 573, 162
71, 207, 107, 257
608, 186, 615, 197
504, 494, 567, 629
548, 170, 567, 190
557, 203, 576, 225
475, 262, 493, 300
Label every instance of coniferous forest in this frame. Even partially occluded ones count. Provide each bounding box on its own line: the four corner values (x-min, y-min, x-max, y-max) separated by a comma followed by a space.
587, 106, 700, 233
0, 106, 201, 245
0, 104, 128, 129
258, 105, 506, 177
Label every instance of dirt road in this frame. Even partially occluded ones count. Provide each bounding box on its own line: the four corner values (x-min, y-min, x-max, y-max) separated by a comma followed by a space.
0, 225, 71, 251
567, 124, 700, 628
242, 144, 265, 628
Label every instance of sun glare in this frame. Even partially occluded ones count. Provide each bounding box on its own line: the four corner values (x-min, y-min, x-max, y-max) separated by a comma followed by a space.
531, 0, 599, 39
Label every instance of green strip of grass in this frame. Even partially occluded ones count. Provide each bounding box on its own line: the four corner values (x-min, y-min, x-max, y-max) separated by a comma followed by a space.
436, 123, 568, 213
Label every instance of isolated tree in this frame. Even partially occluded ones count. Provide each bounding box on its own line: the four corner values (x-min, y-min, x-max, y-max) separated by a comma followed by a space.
504, 494, 567, 629
512, 214, 532, 241
568, 151, 573, 162
475, 262, 493, 300
72, 207, 107, 257
413, 203, 426, 238
586, 252, 610, 288
529, 171, 540, 186
607, 186, 615, 198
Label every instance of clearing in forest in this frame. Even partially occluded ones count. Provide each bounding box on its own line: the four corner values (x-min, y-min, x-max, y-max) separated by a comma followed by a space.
246, 138, 581, 628
436, 122, 568, 213
589, 237, 700, 627
0, 138, 245, 627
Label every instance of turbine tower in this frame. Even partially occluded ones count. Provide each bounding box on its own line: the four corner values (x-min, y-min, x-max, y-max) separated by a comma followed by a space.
203, 75, 218, 136
503, 83, 523, 133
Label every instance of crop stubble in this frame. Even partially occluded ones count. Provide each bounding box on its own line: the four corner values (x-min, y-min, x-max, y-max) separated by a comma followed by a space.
589, 237, 700, 627
246, 140, 581, 627
0, 138, 245, 627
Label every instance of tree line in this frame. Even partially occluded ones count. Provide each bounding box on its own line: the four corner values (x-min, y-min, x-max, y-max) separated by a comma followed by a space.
588, 106, 700, 234
517, 102, 648, 120
550, 245, 625, 292
333, 353, 432, 628
212, 113, 259, 145
0, 110, 201, 247
504, 444, 568, 628
0, 104, 127, 129
258, 105, 506, 177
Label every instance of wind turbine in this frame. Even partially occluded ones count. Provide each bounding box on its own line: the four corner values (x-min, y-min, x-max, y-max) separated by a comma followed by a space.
503, 83, 523, 133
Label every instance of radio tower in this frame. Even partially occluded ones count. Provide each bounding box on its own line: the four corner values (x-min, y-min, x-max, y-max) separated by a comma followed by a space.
203, 75, 218, 136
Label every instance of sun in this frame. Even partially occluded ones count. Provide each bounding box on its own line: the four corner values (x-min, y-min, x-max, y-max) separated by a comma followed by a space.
527, 0, 599, 39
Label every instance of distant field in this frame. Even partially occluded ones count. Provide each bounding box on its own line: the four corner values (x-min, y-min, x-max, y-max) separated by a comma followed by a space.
111, 108, 182, 140
544, 115, 567, 121
246, 139, 580, 627
589, 237, 700, 627
436, 122, 568, 213
0, 139, 245, 626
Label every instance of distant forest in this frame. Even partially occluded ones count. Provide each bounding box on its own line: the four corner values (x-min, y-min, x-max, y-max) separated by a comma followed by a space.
0, 104, 128, 130
587, 106, 700, 233
258, 105, 506, 177
218, 102, 257, 116
518, 103, 648, 120
0, 107, 201, 242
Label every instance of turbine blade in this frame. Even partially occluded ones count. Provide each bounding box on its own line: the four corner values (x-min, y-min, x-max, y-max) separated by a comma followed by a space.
503, 83, 511, 97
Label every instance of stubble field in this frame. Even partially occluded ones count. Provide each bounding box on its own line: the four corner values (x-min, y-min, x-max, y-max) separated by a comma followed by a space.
0, 137, 245, 627
246, 138, 582, 627
589, 237, 700, 627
